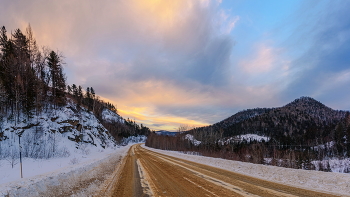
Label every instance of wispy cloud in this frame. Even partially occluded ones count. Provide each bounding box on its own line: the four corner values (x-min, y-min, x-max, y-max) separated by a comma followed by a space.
240, 44, 276, 74
2, 0, 350, 130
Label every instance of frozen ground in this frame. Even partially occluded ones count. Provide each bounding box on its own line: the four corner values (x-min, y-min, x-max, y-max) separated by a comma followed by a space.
143, 145, 350, 196
0, 143, 135, 196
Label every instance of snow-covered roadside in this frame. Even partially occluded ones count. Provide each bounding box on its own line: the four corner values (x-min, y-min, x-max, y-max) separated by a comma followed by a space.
143, 145, 350, 196
0, 141, 113, 186
0, 144, 133, 197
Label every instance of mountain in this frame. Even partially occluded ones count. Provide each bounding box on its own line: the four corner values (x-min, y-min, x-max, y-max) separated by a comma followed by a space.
195, 97, 348, 142
155, 130, 179, 136
146, 97, 350, 172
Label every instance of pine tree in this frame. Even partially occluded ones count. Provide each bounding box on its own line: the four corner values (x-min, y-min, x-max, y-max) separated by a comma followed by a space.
47, 51, 66, 107
72, 84, 78, 98
67, 85, 72, 95
77, 85, 83, 105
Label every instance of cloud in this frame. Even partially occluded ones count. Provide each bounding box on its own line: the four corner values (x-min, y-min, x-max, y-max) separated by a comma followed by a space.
240, 44, 276, 74
4, 0, 349, 131
1, 0, 244, 130
281, 0, 350, 109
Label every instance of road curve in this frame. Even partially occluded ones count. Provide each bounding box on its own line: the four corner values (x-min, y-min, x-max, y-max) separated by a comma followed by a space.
108, 144, 340, 197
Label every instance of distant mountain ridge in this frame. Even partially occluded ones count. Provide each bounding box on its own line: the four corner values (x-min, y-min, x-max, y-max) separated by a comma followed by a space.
155, 130, 179, 136
194, 96, 348, 141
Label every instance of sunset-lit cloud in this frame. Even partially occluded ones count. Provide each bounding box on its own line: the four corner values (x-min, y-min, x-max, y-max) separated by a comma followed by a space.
1, 0, 350, 131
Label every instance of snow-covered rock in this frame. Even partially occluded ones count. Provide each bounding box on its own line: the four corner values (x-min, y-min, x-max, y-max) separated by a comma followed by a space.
102, 108, 123, 123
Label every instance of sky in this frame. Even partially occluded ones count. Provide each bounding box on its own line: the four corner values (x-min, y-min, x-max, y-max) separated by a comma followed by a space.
1, 0, 350, 131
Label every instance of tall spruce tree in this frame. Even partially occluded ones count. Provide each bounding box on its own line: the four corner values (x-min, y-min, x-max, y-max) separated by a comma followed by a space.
47, 51, 66, 107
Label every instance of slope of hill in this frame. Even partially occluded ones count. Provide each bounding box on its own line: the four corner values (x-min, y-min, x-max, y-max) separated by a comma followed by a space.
0, 25, 150, 190
0, 98, 115, 156
195, 97, 347, 140
146, 97, 350, 173
0, 98, 147, 190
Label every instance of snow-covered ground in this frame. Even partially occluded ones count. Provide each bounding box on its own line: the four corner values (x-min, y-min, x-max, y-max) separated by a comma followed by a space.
0, 141, 117, 186
0, 144, 135, 196
0, 98, 147, 196
143, 145, 350, 196
184, 134, 201, 146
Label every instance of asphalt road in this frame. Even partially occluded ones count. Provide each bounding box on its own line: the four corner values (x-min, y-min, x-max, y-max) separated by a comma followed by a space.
108, 144, 340, 197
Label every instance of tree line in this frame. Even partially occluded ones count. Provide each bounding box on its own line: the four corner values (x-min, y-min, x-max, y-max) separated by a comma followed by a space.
0, 25, 66, 121
0, 24, 150, 141
146, 106, 350, 172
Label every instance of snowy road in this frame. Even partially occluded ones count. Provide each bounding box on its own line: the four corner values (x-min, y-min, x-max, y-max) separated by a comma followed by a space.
106, 144, 339, 197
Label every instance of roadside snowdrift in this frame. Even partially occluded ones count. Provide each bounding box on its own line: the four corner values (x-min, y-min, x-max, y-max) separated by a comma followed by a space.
0, 144, 132, 196
0, 98, 148, 196
143, 145, 350, 196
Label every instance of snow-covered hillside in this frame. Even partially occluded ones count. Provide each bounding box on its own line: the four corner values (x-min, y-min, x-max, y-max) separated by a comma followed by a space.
0, 99, 147, 189
1, 101, 114, 154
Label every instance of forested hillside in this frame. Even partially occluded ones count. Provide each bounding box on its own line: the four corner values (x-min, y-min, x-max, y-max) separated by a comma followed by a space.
146, 97, 350, 173
0, 25, 150, 162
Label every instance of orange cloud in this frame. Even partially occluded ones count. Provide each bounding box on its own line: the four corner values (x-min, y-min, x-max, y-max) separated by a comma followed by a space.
102, 97, 209, 131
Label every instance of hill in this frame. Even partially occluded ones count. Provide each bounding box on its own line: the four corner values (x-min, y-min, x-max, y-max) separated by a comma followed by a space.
146, 97, 350, 173
195, 97, 347, 143
0, 25, 150, 173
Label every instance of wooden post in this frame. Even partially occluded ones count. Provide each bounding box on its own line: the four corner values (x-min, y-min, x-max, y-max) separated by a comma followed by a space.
19, 134, 23, 178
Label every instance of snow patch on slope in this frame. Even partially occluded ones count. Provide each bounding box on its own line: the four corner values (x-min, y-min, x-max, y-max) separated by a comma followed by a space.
219, 134, 269, 145
102, 108, 123, 123
238, 134, 269, 142
185, 134, 201, 146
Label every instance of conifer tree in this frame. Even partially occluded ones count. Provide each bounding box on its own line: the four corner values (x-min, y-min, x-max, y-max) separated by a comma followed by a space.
47, 51, 66, 107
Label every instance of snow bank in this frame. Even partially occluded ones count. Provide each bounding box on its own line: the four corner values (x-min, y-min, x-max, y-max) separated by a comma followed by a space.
0, 140, 114, 185
143, 145, 350, 196
0, 144, 132, 197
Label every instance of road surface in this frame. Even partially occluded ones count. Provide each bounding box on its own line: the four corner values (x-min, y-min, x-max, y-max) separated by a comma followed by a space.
105, 144, 340, 197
